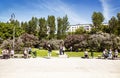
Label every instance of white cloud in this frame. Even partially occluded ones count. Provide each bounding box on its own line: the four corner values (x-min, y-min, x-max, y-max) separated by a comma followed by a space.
0, 0, 89, 24
100, 0, 120, 22
111, 7, 120, 12
99, 0, 110, 22
39, 0, 87, 24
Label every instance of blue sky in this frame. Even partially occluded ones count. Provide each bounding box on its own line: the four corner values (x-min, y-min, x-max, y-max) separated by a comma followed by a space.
0, 0, 120, 24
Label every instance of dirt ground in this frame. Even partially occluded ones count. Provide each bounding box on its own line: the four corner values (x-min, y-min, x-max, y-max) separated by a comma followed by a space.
0, 57, 120, 78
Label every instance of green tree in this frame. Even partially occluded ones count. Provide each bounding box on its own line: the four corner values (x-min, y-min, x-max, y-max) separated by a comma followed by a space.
28, 17, 38, 35
0, 22, 24, 40
75, 27, 85, 34
10, 20, 20, 27
92, 12, 104, 31
57, 15, 70, 39
109, 16, 118, 34
47, 15, 56, 39
62, 15, 70, 38
38, 17, 47, 40
57, 17, 63, 39
15, 26, 25, 37
0, 23, 12, 39
90, 27, 97, 34
9, 19, 24, 37
21, 22, 28, 33
117, 13, 120, 35
101, 24, 110, 33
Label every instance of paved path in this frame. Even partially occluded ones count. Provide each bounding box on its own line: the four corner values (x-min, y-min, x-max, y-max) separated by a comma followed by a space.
0, 58, 120, 78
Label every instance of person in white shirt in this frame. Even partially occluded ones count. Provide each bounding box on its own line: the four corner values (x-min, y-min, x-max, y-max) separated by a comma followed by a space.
24, 49, 28, 58
114, 49, 118, 58
102, 49, 108, 59
10, 49, 14, 58
108, 48, 113, 59
84, 50, 88, 58
62, 46, 65, 55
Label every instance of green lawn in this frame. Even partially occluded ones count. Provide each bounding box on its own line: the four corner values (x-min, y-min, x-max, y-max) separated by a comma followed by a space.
65, 51, 103, 58
32, 48, 103, 58
34, 49, 120, 58
32, 48, 59, 57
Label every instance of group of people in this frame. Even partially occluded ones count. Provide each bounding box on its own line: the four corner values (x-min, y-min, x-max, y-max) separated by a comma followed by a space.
2, 49, 14, 59
46, 43, 66, 57
1, 47, 33, 59
83, 48, 119, 59
102, 48, 118, 59
1, 45, 119, 59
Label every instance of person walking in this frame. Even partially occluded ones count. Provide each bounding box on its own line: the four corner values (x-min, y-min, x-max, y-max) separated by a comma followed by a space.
59, 44, 63, 55
47, 44, 52, 57
62, 46, 65, 55
70, 46, 72, 52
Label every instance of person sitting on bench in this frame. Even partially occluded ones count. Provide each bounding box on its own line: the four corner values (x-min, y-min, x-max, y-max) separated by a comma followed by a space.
84, 50, 89, 58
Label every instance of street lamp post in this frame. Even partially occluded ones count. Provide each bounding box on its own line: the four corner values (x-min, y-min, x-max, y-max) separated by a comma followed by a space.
10, 13, 15, 50
13, 26, 15, 50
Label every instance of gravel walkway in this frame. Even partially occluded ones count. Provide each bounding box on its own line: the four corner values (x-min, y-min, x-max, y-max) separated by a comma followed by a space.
0, 58, 120, 78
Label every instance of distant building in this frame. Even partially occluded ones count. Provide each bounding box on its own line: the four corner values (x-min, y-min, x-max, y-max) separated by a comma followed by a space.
103, 23, 108, 26
68, 24, 92, 32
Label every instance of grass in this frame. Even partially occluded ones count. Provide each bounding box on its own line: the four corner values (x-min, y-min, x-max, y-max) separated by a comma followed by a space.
0, 49, 2, 54
65, 51, 103, 58
32, 48, 103, 58
38, 50, 120, 58
32, 48, 59, 57
65, 52, 84, 57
